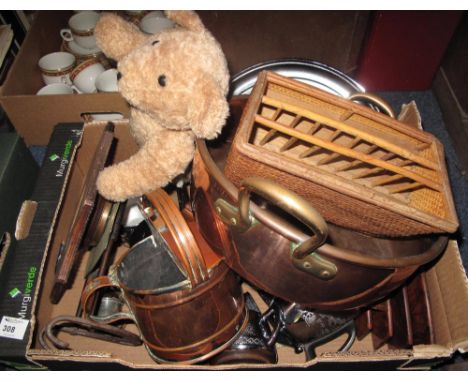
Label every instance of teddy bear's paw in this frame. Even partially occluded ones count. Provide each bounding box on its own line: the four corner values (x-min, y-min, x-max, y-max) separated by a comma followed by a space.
96, 166, 132, 202
95, 13, 148, 62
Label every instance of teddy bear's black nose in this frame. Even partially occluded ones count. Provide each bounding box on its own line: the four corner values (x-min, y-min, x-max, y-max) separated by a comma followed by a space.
117, 72, 122, 81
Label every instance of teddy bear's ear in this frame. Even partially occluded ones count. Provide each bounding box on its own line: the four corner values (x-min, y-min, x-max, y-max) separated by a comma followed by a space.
189, 78, 229, 140
165, 10, 206, 32
95, 13, 148, 61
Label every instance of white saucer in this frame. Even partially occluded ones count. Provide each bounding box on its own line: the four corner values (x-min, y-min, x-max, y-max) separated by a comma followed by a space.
66, 40, 102, 57
88, 113, 124, 121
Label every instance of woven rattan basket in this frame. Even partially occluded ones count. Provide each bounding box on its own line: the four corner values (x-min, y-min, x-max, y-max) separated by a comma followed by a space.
223, 71, 459, 237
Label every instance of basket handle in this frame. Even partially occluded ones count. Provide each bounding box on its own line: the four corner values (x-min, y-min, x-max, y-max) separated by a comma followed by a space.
215, 177, 336, 280
348, 92, 396, 119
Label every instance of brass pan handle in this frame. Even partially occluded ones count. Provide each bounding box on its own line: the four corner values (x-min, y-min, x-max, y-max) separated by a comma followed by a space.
348, 92, 396, 119
238, 177, 328, 258
215, 177, 335, 279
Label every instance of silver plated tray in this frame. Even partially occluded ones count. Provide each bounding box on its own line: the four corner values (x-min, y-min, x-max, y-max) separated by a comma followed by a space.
230, 59, 365, 98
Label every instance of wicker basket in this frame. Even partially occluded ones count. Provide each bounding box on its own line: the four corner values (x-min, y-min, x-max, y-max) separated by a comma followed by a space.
223, 71, 459, 237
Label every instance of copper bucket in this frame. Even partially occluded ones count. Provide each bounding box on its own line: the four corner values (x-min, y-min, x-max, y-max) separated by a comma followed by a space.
191, 96, 448, 310
82, 189, 248, 364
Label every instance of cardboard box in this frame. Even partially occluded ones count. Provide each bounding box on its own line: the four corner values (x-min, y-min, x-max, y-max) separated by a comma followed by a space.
0, 11, 466, 368
0, 118, 467, 370
0, 10, 372, 146
0, 124, 83, 367
0, 11, 130, 147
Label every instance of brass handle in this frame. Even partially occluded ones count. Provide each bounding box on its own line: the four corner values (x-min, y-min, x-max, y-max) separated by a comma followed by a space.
348, 92, 396, 119
215, 177, 335, 279
238, 177, 328, 258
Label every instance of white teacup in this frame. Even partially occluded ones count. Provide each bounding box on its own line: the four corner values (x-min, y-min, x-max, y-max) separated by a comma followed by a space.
38, 52, 76, 85
60, 11, 100, 49
139, 14, 175, 35
36, 83, 75, 96
70, 58, 105, 93
95, 68, 119, 92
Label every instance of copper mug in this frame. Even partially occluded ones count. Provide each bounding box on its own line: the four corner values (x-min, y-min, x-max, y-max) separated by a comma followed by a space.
82, 189, 248, 364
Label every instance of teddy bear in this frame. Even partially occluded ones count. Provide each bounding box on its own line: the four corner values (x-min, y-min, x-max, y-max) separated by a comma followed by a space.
94, 11, 230, 202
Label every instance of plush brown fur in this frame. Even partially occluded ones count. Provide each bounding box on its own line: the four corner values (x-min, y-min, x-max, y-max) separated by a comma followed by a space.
95, 11, 229, 201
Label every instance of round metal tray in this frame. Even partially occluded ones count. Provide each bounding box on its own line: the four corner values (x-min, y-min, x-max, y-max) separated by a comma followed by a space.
230, 58, 365, 98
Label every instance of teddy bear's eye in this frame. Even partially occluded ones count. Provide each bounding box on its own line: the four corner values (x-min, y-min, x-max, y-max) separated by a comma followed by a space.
158, 75, 166, 87
151, 40, 160, 46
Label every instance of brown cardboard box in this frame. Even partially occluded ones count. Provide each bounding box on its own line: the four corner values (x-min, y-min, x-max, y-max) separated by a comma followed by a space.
0, 10, 372, 147
0, 11, 130, 146
4, 119, 466, 370
0, 10, 467, 370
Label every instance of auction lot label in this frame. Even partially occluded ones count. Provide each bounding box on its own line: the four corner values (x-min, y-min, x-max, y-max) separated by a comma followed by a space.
0, 316, 29, 340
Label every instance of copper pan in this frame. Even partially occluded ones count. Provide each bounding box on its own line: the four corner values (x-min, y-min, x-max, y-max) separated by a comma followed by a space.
191, 96, 448, 310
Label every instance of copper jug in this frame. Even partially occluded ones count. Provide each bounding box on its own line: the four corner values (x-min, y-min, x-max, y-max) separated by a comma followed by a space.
82, 188, 248, 364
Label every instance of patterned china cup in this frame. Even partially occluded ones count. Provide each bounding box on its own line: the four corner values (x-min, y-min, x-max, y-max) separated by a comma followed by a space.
70, 58, 105, 93
60, 11, 100, 49
38, 51, 76, 86
95, 68, 119, 93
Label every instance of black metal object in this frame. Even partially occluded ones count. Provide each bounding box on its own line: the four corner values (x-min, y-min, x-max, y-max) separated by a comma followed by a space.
39, 315, 142, 350
210, 293, 277, 365
258, 293, 357, 361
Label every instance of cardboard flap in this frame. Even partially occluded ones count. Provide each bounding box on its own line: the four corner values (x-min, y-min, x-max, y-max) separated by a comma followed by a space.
15, 201, 38, 240
411, 344, 453, 358
28, 348, 113, 359
398, 101, 423, 130
319, 349, 412, 361
425, 241, 468, 353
